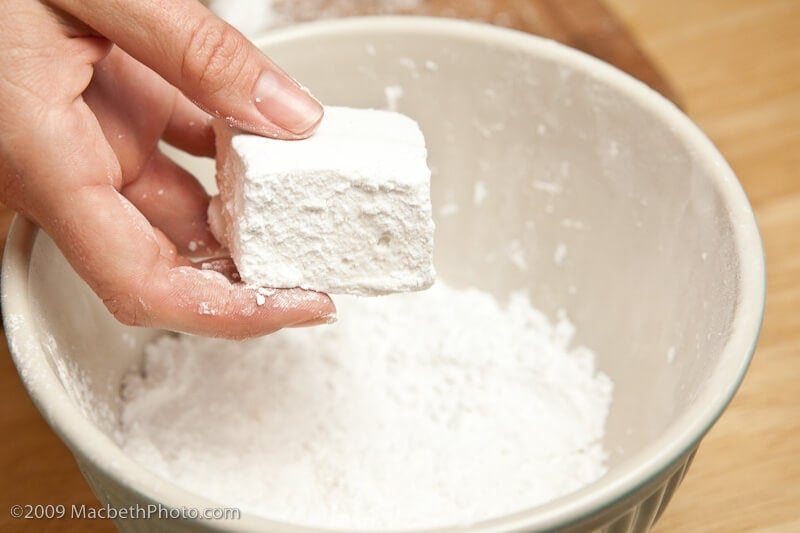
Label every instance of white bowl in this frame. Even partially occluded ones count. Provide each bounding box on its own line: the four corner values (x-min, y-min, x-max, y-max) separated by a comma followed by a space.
2, 17, 765, 532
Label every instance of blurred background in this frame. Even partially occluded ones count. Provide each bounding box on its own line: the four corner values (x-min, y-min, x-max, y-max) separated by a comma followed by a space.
1, 1, 798, 531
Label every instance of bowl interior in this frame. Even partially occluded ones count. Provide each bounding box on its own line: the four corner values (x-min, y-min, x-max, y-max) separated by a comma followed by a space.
6, 18, 763, 530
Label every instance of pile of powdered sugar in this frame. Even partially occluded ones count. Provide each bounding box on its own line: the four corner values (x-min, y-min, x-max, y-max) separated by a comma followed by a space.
118, 282, 613, 530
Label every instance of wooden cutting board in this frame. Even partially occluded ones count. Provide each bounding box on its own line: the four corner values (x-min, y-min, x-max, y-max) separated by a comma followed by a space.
0, 2, 677, 532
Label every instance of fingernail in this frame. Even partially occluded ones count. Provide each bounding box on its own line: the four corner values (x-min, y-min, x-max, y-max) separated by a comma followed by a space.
254, 70, 323, 135
290, 313, 338, 328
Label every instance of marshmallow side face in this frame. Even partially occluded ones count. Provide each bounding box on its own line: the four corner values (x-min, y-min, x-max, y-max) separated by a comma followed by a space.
213, 107, 435, 296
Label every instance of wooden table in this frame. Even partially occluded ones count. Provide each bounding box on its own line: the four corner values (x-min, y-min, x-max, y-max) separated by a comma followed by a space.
1, 1, 798, 531
607, 1, 800, 531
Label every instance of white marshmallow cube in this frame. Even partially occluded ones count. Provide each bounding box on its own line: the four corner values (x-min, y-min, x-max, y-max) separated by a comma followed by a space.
212, 106, 435, 296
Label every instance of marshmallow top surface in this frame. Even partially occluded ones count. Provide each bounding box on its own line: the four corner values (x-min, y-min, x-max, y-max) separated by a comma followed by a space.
214, 106, 435, 296
231, 107, 427, 183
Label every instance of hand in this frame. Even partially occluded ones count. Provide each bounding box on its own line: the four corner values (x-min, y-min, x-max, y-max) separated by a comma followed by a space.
0, 0, 335, 338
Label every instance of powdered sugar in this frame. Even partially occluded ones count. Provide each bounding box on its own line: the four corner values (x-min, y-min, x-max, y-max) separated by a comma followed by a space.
384, 84, 404, 111
118, 282, 612, 529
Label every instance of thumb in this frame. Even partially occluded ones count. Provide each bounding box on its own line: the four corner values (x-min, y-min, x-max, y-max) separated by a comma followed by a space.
52, 0, 323, 138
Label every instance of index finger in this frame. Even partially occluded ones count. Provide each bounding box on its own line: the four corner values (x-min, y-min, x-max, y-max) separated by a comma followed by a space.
51, 0, 323, 139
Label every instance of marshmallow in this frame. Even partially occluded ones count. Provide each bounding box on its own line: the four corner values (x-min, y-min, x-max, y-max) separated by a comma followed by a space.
212, 106, 435, 296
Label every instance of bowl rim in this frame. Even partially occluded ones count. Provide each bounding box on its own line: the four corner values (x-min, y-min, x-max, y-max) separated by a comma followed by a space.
1, 15, 766, 532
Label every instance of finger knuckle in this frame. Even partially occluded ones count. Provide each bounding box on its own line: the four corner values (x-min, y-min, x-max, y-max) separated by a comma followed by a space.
181, 16, 248, 97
